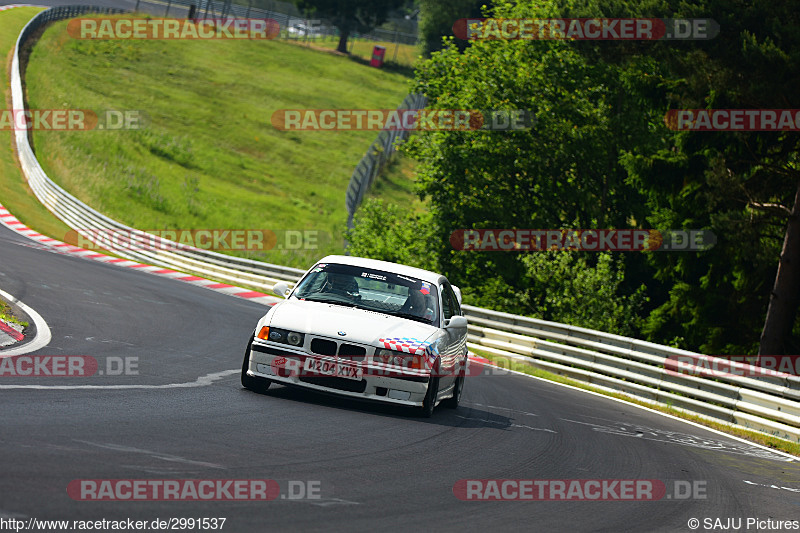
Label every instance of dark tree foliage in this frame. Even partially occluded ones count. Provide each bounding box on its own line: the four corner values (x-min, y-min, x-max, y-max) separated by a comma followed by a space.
418, 0, 484, 57
592, 0, 800, 354
403, 1, 656, 328
296, 0, 408, 52
349, 0, 800, 355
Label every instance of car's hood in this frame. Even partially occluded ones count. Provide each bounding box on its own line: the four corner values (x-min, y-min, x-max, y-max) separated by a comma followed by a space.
268, 299, 437, 346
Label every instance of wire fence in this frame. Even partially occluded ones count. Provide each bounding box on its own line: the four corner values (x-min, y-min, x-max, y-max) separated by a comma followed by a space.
18, 4, 127, 42
131, 0, 418, 65
345, 93, 427, 230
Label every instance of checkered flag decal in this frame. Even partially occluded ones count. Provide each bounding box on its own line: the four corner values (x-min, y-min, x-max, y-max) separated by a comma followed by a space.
378, 337, 437, 366
378, 337, 430, 355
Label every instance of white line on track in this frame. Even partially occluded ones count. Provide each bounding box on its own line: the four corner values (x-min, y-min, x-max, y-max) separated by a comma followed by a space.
0, 369, 238, 389
498, 365, 799, 462
75, 440, 225, 469
454, 414, 557, 433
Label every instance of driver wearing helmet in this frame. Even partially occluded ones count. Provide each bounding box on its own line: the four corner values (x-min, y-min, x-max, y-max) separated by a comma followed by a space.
322, 272, 359, 297
400, 289, 433, 320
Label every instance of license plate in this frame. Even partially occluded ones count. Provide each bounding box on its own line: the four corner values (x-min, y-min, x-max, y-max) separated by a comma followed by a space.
303, 357, 363, 381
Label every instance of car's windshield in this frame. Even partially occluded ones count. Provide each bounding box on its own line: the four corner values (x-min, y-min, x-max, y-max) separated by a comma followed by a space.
293, 262, 439, 326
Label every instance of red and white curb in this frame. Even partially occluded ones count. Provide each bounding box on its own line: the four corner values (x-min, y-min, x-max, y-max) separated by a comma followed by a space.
0, 4, 46, 11
0, 286, 51, 355
0, 205, 281, 306
0, 318, 24, 346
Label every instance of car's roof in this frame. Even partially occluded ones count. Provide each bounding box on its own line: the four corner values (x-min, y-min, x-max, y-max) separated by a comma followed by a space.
314, 255, 445, 285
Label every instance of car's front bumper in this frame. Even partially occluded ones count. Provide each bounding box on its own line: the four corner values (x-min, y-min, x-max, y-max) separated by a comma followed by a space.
247, 340, 431, 406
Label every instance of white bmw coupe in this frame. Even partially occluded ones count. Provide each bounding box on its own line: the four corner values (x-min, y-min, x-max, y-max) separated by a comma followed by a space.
241, 255, 468, 417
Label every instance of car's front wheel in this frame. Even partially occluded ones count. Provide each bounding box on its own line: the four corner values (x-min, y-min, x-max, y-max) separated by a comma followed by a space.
241, 334, 271, 392
420, 375, 439, 418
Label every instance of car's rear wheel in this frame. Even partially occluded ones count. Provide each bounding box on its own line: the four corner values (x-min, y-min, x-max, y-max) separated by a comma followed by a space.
419, 375, 439, 418
443, 376, 464, 409
241, 334, 271, 392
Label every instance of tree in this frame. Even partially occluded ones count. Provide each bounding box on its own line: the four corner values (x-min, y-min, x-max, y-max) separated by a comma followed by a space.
418, 0, 483, 57
296, 0, 407, 53
347, 0, 800, 355
345, 199, 438, 271
404, 1, 656, 323
608, 0, 800, 354
405, 0, 800, 355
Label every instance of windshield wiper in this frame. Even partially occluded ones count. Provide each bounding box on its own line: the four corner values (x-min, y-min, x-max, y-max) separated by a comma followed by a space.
302, 296, 357, 307
393, 312, 431, 324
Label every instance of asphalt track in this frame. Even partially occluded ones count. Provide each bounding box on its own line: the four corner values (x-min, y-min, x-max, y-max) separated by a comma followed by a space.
1, 3, 799, 531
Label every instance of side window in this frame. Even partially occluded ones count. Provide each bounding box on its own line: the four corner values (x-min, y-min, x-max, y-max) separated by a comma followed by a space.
447, 284, 462, 316
440, 284, 455, 320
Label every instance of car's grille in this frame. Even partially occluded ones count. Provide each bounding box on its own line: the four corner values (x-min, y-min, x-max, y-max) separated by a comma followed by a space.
310, 338, 337, 356
338, 343, 366, 357
307, 337, 369, 361
299, 376, 367, 393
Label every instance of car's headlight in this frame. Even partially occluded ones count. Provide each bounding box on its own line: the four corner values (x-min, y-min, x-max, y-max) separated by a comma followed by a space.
257, 327, 304, 347
374, 348, 425, 369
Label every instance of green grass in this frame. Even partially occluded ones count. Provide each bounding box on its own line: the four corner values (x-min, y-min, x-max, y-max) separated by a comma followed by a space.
0, 297, 28, 329
301, 36, 419, 68
366, 154, 425, 213
470, 348, 800, 457
24, 14, 415, 268
0, 7, 78, 242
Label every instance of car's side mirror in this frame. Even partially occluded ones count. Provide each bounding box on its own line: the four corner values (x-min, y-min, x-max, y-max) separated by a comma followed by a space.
444, 315, 467, 329
272, 281, 290, 298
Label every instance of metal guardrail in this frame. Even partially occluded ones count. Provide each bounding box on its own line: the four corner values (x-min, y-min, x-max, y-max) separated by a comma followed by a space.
11, 8, 799, 444
345, 92, 427, 229
464, 304, 800, 442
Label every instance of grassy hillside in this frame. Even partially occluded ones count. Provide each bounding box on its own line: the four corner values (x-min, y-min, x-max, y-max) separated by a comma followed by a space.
24, 15, 415, 268
0, 7, 77, 241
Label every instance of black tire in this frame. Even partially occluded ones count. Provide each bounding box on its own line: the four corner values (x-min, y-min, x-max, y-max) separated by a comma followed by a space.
443, 376, 464, 409
443, 355, 467, 409
419, 375, 439, 418
241, 334, 271, 392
